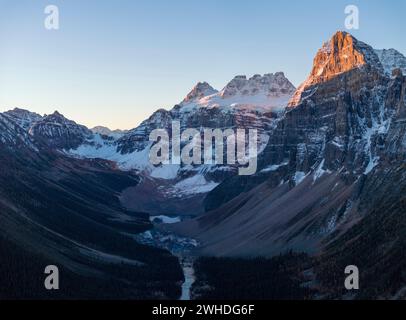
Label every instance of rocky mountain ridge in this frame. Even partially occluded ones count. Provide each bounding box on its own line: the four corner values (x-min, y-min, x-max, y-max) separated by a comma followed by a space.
172, 31, 406, 263
1, 32, 405, 217
1, 30, 406, 299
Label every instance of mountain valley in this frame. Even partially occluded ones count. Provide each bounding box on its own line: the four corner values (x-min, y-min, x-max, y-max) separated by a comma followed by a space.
1, 31, 406, 300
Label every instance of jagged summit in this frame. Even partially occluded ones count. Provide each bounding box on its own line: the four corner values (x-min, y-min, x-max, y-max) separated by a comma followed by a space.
29, 110, 92, 149
91, 126, 128, 138
182, 82, 218, 104
36, 110, 88, 129
288, 31, 383, 107
45, 110, 67, 119
177, 73, 295, 114
2, 108, 43, 130
220, 72, 295, 98
8, 107, 40, 115
4, 107, 42, 119
375, 48, 406, 75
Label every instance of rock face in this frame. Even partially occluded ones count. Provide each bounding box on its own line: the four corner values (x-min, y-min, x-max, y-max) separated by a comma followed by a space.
182, 82, 218, 103
375, 48, 406, 75
110, 73, 296, 214
0, 108, 94, 151
272, 32, 402, 179
175, 32, 406, 280
0, 30, 405, 299
2, 31, 405, 217
117, 72, 295, 155
384, 69, 406, 161
2, 108, 42, 130
206, 31, 399, 211
0, 108, 41, 148
220, 72, 295, 98
288, 31, 383, 107
62, 73, 294, 214
29, 111, 92, 150
91, 126, 127, 139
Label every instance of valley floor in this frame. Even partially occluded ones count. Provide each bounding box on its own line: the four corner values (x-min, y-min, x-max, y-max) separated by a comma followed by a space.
136, 215, 316, 300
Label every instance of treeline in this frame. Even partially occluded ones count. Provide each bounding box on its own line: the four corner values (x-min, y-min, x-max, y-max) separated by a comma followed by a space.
315, 195, 406, 299
0, 148, 183, 299
192, 253, 314, 300
0, 230, 182, 300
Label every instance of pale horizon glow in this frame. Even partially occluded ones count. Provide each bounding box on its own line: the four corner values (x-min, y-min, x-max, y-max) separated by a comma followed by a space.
0, 0, 405, 130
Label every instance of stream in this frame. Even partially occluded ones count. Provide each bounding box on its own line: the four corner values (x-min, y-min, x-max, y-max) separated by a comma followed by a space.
179, 257, 196, 300
134, 215, 198, 300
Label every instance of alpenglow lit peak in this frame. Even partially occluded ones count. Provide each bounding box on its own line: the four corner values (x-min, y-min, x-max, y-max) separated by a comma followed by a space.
288, 31, 384, 107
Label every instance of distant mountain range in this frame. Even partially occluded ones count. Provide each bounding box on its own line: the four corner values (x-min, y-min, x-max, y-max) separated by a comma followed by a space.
1, 31, 405, 299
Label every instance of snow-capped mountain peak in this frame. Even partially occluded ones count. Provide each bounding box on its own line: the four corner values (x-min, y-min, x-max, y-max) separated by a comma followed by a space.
67, 72, 297, 204
179, 73, 295, 113
2, 108, 43, 130
91, 126, 128, 139
44, 110, 70, 122
182, 82, 218, 104
288, 31, 383, 107
29, 110, 92, 149
220, 72, 295, 99
375, 48, 406, 76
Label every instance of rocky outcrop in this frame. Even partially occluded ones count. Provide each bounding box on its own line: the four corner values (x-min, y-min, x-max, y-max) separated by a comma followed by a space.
116, 73, 296, 169
182, 82, 218, 103
288, 31, 383, 107
375, 48, 406, 76
384, 69, 406, 161
0, 109, 41, 148
91, 126, 127, 139
207, 31, 394, 212
188, 32, 406, 265
259, 32, 404, 180
220, 72, 295, 98
29, 111, 92, 150
108, 73, 296, 214
2, 108, 43, 130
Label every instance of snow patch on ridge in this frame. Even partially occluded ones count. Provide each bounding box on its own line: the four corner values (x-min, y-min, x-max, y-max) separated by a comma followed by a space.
171, 174, 219, 196
294, 171, 307, 185
69, 134, 150, 169
375, 48, 406, 75
260, 161, 289, 173
150, 165, 180, 180
313, 160, 331, 183
150, 215, 181, 224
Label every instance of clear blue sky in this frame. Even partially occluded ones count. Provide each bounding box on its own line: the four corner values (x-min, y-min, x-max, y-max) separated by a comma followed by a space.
0, 0, 404, 129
